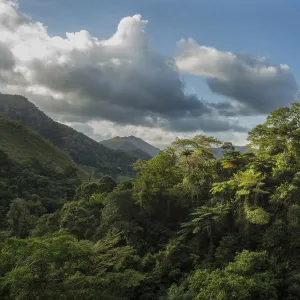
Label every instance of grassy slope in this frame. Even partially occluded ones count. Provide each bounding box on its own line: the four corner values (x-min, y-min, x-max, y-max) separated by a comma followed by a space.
0, 118, 87, 180
0, 94, 137, 177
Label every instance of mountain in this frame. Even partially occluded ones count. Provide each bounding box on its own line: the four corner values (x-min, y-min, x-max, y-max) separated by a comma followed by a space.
0, 116, 86, 179
0, 94, 137, 178
100, 136, 161, 159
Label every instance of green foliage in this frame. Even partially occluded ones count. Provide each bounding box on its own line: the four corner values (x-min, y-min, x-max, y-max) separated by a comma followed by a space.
165, 251, 278, 300
7, 198, 34, 238
0, 117, 86, 178
181, 205, 229, 237
0, 146, 82, 231
74, 176, 117, 201
245, 206, 271, 225
0, 94, 137, 178
0, 232, 144, 299
172, 134, 222, 160
3, 101, 300, 299
60, 202, 98, 239
133, 149, 182, 214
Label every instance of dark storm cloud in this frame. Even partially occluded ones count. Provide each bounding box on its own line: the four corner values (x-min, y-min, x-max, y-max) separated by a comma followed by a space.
27, 47, 240, 132
30, 56, 209, 120
208, 102, 256, 117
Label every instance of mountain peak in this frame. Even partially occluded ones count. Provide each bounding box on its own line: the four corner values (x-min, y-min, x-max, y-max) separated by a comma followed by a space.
100, 135, 160, 159
0, 93, 136, 178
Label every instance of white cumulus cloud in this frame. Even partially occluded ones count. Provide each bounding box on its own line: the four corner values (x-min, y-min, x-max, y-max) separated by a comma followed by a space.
1, 0, 298, 145
0, 0, 246, 135
176, 38, 299, 115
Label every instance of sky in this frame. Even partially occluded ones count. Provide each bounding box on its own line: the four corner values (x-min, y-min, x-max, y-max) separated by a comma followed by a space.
0, 0, 299, 148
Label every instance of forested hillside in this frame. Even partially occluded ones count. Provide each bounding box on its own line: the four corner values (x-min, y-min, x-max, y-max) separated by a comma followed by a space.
2, 103, 300, 299
0, 117, 85, 233
0, 94, 137, 178
0, 117, 86, 177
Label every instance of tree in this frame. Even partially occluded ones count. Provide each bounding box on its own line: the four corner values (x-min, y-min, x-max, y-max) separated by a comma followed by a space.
248, 103, 300, 168
165, 251, 278, 300
74, 176, 117, 201
180, 205, 229, 258
6, 198, 34, 238
133, 148, 182, 216
99, 189, 142, 247
0, 232, 144, 300
60, 201, 98, 239
172, 135, 222, 161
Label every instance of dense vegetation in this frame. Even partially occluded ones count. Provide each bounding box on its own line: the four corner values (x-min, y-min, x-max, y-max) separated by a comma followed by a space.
2, 103, 300, 299
0, 117, 85, 177
0, 117, 85, 232
0, 94, 137, 178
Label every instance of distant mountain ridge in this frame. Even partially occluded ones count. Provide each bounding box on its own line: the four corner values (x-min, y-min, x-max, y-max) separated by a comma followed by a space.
100, 136, 161, 159
0, 93, 137, 178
